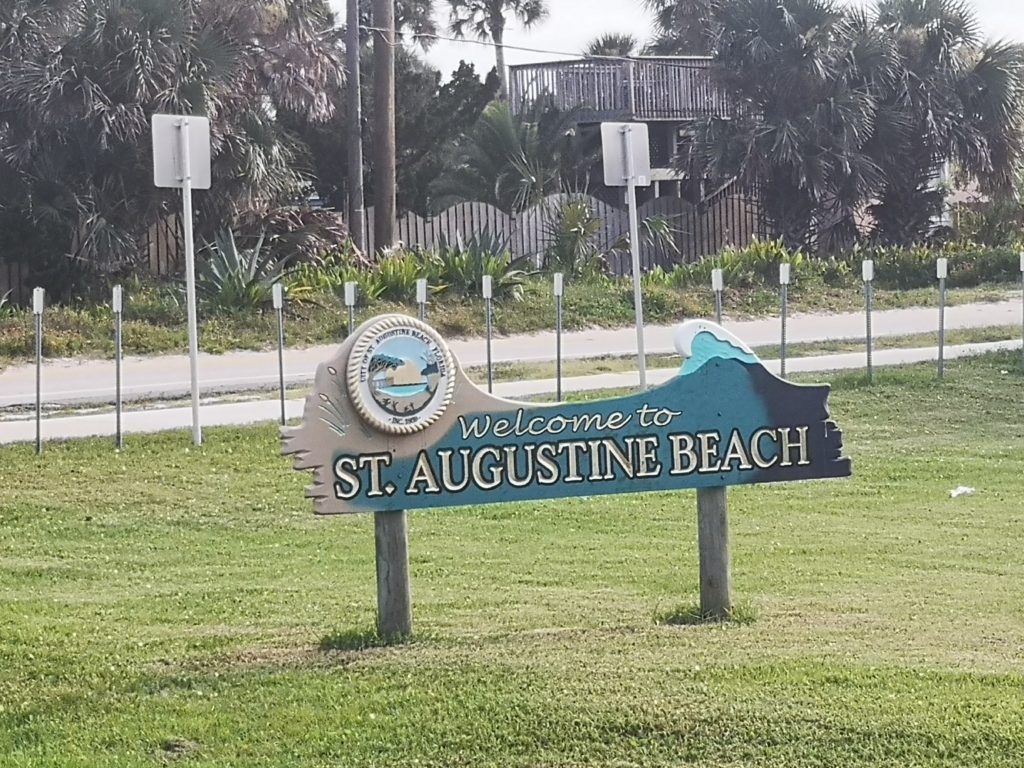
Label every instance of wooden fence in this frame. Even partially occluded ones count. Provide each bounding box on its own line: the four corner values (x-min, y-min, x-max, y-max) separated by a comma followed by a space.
0, 259, 29, 305
0, 185, 762, 303
363, 183, 762, 275
0, 216, 183, 306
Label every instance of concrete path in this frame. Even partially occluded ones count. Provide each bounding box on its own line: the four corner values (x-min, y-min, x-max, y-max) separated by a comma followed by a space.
2, 339, 1019, 446
0, 299, 1020, 409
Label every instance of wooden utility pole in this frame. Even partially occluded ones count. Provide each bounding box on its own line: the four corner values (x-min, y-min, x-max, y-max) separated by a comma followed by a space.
345, 0, 365, 253
372, 0, 396, 252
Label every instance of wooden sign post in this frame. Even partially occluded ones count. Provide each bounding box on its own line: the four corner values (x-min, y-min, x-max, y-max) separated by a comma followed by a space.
375, 510, 412, 637
283, 316, 851, 635
696, 487, 730, 617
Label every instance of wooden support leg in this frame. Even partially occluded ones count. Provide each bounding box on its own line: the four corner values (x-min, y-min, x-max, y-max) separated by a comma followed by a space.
696, 486, 732, 619
375, 510, 412, 639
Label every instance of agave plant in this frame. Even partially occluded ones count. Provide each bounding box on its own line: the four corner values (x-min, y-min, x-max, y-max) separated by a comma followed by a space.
430, 231, 531, 300
195, 230, 295, 314
373, 248, 432, 303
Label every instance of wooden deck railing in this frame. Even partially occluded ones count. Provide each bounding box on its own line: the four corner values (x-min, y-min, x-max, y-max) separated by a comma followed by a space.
508, 57, 735, 122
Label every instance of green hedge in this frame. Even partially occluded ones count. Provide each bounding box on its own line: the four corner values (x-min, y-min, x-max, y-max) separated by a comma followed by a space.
641, 239, 1022, 292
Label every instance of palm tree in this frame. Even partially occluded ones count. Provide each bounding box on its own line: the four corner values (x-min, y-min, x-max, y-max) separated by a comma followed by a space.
643, 0, 713, 55
867, 0, 1024, 244
0, 0, 345, 277
447, 0, 548, 101
585, 33, 638, 58
431, 98, 594, 211
683, 0, 895, 249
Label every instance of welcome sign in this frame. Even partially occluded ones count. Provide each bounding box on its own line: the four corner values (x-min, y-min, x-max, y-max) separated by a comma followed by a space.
282, 315, 851, 514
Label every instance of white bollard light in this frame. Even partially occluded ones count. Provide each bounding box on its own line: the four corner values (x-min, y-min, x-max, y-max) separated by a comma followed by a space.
779, 263, 791, 285
32, 287, 45, 454
711, 268, 724, 292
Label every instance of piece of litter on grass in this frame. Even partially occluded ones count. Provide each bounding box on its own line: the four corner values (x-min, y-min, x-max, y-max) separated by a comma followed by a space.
949, 486, 975, 498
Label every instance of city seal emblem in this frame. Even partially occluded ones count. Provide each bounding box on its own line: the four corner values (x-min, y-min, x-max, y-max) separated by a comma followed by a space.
347, 316, 455, 435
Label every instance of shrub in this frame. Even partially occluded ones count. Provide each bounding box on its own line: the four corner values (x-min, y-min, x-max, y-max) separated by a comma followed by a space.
839, 242, 1022, 290
287, 241, 364, 293
121, 276, 185, 325
542, 198, 607, 277
232, 206, 355, 265
430, 232, 531, 301
956, 198, 1024, 247
945, 243, 1022, 288
374, 248, 430, 302
195, 230, 295, 314
665, 238, 807, 289
849, 245, 934, 290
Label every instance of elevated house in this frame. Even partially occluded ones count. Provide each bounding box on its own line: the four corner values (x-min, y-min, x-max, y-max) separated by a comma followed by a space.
508, 57, 763, 260
508, 57, 740, 196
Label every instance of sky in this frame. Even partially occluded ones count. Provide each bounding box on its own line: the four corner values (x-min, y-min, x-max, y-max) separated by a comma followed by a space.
332, 0, 1024, 82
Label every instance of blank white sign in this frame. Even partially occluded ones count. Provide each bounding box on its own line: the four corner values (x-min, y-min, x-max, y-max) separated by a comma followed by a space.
151, 114, 211, 190
601, 122, 651, 187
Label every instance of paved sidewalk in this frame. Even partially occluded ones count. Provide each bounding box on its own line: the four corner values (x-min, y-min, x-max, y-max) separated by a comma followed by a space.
0, 299, 1020, 408
2, 339, 1019, 446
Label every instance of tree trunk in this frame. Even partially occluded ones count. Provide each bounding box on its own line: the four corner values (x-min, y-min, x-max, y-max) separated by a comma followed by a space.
372, 0, 396, 251
345, 0, 365, 254
493, 26, 508, 101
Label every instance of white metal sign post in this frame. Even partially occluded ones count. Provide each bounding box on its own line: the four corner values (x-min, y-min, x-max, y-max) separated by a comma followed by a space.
344, 281, 357, 336
602, 122, 651, 390
113, 285, 124, 448
712, 268, 724, 325
937, 258, 948, 379
273, 283, 287, 426
416, 278, 428, 322
33, 287, 44, 455
1020, 250, 1024, 370
554, 272, 564, 401
152, 114, 211, 445
482, 275, 494, 394
863, 259, 875, 383
779, 263, 791, 378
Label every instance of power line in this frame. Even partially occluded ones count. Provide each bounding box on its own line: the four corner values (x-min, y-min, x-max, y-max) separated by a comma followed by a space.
358, 24, 712, 70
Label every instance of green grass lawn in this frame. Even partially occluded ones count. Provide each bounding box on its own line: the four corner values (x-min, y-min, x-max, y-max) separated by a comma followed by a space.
2, 353, 1024, 766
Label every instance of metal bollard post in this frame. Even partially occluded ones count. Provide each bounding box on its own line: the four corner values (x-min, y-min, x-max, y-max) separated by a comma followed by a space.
779, 263, 790, 378
416, 278, 427, 322
344, 281, 357, 337
937, 258, 947, 379
273, 283, 286, 426
712, 268, 724, 326
32, 287, 44, 455
1019, 251, 1024, 370
863, 259, 874, 383
554, 272, 564, 400
112, 285, 124, 448
482, 275, 493, 394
